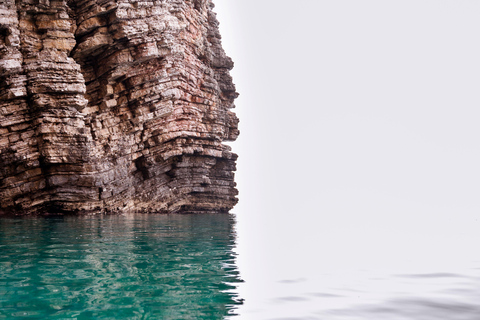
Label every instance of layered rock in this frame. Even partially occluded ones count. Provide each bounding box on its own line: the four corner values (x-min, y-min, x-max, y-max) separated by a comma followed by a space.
0, 0, 239, 215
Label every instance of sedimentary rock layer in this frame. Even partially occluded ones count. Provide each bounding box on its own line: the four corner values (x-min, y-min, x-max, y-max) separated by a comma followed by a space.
0, 0, 239, 214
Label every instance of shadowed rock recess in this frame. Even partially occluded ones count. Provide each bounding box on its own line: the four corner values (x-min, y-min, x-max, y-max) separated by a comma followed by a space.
0, 0, 239, 215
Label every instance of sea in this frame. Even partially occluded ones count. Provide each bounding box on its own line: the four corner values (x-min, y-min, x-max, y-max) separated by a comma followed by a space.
1, 209, 480, 319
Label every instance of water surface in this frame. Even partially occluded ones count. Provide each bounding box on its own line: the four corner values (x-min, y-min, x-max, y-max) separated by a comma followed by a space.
232, 208, 480, 320
3, 211, 480, 320
0, 214, 243, 319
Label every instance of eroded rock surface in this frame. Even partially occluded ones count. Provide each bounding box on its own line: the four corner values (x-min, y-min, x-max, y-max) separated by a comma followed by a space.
0, 0, 239, 214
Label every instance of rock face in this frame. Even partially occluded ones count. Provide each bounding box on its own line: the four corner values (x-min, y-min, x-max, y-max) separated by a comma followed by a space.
0, 0, 239, 214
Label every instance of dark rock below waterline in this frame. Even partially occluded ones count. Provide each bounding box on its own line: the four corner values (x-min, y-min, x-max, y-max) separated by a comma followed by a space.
0, 0, 239, 215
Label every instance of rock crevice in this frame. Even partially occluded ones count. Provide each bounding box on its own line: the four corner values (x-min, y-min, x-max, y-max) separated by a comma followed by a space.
0, 0, 239, 214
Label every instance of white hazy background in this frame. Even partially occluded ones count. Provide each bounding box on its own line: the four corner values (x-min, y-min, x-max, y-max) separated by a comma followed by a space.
214, 1, 480, 318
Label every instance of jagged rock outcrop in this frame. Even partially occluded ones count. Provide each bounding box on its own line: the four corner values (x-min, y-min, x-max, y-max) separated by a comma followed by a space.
0, 0, 239, 215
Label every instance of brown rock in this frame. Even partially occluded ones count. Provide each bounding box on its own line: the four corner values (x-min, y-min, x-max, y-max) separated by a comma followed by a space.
0, 0, 239, 215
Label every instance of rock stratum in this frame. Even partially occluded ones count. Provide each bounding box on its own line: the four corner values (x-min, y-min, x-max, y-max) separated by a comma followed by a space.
0, 0, 239, 215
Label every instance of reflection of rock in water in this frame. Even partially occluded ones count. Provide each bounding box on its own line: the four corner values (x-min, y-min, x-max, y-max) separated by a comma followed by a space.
0, 214, 243, 319
0, 0, 239, 215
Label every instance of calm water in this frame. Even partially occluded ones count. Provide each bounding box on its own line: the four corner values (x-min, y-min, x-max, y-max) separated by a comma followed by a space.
232, 207, 480, 320
2, 212, 480, 319
0, 214, 243, 319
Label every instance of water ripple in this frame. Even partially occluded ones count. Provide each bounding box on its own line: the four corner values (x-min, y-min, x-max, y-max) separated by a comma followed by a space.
395, 273, 469, 279
0, 214, 243, 319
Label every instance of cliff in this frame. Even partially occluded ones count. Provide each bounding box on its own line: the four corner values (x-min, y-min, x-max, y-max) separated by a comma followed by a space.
0, 0, 239, 214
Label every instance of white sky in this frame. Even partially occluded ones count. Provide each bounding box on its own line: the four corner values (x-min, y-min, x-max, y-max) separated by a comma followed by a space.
214, 0, 480, 222
213, 1, 480, 317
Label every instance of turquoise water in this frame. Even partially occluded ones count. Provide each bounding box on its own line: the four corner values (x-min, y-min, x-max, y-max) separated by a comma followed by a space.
0, 214, 243, 319
4, 212, 480, 320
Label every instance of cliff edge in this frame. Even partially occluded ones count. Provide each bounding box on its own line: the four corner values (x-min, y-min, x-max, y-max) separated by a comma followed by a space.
0, 0, 239, 214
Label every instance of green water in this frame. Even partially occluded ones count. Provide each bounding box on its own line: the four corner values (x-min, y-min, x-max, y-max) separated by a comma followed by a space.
0, 214, 243, 319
